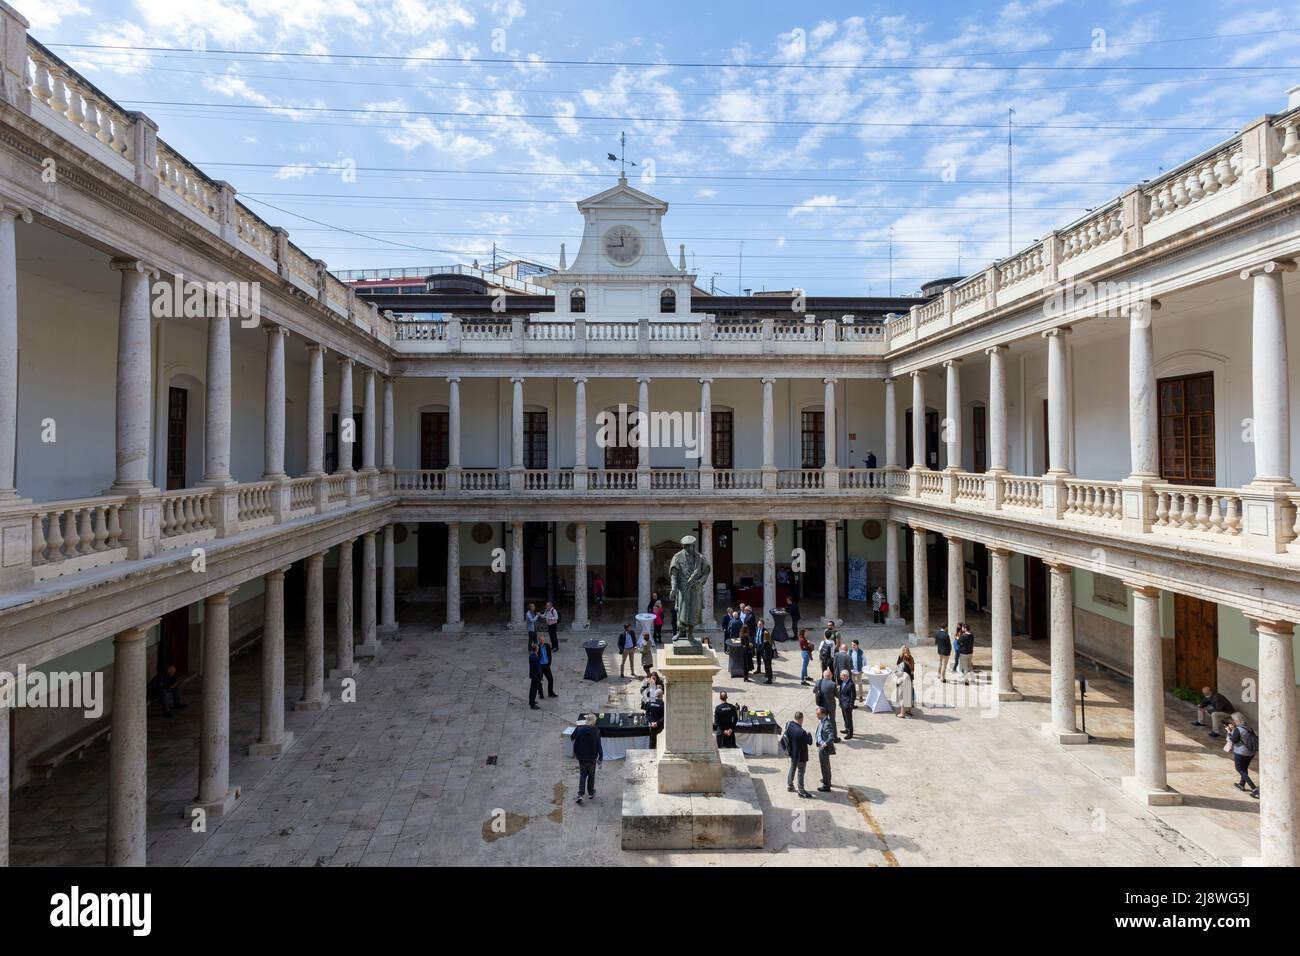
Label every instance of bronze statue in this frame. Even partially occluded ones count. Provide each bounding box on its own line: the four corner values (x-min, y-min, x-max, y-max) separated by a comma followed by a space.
668, 534, 711, 654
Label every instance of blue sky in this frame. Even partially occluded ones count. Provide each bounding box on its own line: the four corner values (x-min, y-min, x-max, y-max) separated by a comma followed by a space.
25, 0, 1300, 295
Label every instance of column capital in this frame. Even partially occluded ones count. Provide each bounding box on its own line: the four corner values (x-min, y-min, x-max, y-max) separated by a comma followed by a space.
305, 340, 327, 354
824, 517, 837, 529
511, 375, 525, 384
698, 376, 714, 385
701, 518, 713, 528
262, 323, 290, 338
0, 201, 32, 223
823, 376, 838, 385
911, 523, 926, 534
909, 367, 926, 378
984, 344, 1007, 356
761, 376, 775, 385
336, 355, 355, 368
572, 375, 587, 385
115, 620, 160, 643
636, 375, 651, 385
266, 566, 290, 580
1240, 259, 1296, 280
446, 374, 461, 384
363, 529, 377, 540
988, 546, 1011, 558
1044, 558, 1073, 574
882, 376, 893, 385
205, 588, 237, 604
109, 258, 160, 279
944, 532, 962, 543
943, 358, 963, 368
1041, 325, 1072, 339
446, 519, 460, 529
1126, 299, 1161, 319
309, 549, 328, 561
1246, 614, 1297, 635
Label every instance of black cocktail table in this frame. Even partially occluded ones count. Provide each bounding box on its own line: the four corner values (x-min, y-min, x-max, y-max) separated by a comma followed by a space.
582, 640, 608, 681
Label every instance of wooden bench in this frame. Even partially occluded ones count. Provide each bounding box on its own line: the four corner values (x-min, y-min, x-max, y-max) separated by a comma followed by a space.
28, 716, 112, 779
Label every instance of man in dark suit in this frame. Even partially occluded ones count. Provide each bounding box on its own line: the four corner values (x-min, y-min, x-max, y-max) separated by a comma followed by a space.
785, 596, 801, 632
537, 639, 557, 698
740, 625, 754, 682
527, 643, 543, 709
783, 711, 813, 797
838, 669, 856, 739
814, 668, 840, 742
645, 689, 665, 750
572, 713, 603, 804
714, 691, 739, 748
815, 706, 835, 792
759, 634, 775, 684
832, 642, 853, 685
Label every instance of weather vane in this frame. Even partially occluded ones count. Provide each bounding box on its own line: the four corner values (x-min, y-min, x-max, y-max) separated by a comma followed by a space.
606, 131, 637, 182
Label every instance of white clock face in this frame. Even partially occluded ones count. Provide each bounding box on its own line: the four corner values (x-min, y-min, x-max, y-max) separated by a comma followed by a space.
603, 225, 643, 266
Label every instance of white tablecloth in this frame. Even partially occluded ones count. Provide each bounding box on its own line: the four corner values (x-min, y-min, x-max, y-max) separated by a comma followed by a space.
737, 731, 782, 756
635, 613, 656, 640
562, 726, 650, 761
864, 671, 894, 713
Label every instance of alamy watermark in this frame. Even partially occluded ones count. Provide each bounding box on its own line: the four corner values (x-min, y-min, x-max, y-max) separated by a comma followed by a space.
594, 403, 704, 458
0, 664, 104, 719
1042, 278, 1155, 321
151, 274, 262, 328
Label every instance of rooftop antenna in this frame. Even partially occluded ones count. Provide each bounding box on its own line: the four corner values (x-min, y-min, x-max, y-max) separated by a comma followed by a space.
606, 131, 637, 183
558, 242, 567, 270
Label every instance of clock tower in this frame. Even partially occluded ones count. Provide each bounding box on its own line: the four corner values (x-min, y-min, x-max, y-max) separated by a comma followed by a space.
549, 174, 695, 317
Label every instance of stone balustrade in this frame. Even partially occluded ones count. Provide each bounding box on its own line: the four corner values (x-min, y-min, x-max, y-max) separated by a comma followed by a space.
30, 496, 126, 581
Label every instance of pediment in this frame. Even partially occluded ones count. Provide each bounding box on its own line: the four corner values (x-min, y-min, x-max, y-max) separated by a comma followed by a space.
576, 179, 669, 213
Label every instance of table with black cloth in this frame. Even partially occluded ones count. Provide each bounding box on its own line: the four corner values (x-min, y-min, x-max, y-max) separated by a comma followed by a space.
725, 639, 748, 678
735, 712, 782, 756
770, 607, 790, 642
581, 640, 608, 681
567, 711, 650, 760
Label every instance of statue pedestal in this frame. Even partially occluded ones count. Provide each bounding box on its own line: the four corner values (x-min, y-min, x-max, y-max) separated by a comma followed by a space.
658, 644, 723, 794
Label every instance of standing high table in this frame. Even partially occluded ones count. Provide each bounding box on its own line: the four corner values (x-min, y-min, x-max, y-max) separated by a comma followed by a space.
582, 640, 608, 681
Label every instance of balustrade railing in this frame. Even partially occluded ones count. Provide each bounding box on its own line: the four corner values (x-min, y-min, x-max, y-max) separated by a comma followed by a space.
525, 469, 575, 491
160, 489, 216, 540
1002, 476, 1043, 511
1064, 479, 1123, 523
1152, 485, 1242, 538
714, 469, 762, 490
289, 477, 317, 514
777, 469, 824, 490
31, 497, 126, 576
237, 482, 276, 526
589, 469, 638, 491
650, 469, 700, 491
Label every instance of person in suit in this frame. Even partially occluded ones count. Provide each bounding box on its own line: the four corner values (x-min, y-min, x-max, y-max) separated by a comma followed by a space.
848, 639, 867, 703
759, 630, 775, 684
814, 668, 840, 741
537, 639, 557, 698
527, 643, 543, 709
838, 669, 856, 739
739, 625, 754, 682
786, 596, 801, 633
864, 449, 878, 486
956, 624, 975, 683
715, 691, 739, 748
815, 706, 835, 792
833, 642, 853, 686
645, 688, 665, 750
934, 625, 952, 683
572, 713, 603, 804
783, 711, 813, 797
617, 623, 637, 678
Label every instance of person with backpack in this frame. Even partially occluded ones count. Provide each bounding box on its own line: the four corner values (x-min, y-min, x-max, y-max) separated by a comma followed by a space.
1225, 713, 1259, 798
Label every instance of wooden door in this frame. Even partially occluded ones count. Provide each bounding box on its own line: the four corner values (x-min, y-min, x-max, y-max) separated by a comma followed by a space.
165, 387, 187, 490
417, 522, 447, 588
903, 409, 941, 469
800, 520, 825, 598
712, 521, 734, 595
420, 412, 449, 470
159, 607, 189, 676
1026, 555, 1048, 641
524, 522, 549, 597
605, 521, 638, 598
972, 405, 987, 473
1174, 595, 1218, 690
801, 411, 825, 468
1159, 372, 1215, 485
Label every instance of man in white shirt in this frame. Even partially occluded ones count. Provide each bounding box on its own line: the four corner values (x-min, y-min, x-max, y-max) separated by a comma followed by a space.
849, 639, 866, 703
617, 624, 637, 678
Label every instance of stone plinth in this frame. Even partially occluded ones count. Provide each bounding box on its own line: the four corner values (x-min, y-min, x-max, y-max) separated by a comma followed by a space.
657, 643, 722, 794
621, 749, 764, 850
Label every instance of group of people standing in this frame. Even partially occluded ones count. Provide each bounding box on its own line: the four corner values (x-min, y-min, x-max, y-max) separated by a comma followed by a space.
616, 623, 656, 678
721, 605, 776, 683
932, 622, 975, 683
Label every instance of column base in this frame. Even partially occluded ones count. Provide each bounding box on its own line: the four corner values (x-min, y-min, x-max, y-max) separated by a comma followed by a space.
354, 641, 381, 659
997, 689, 1024, 702
441, 621, 465, 633
911, 632, 934, 646
569, 621, 589, 632
1040, 722, 1089, 745
886, 614, 904, 626
248, 733, 295, 757
1121, 776, 1183, 807
293, 693, 331, 712
329, 664, 359, 679
186, 786, 241, 821
378, 622, 399, 635
507, 621, 526, 631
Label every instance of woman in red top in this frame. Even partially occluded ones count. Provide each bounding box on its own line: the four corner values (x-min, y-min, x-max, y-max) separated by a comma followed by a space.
798, 628, 814, 685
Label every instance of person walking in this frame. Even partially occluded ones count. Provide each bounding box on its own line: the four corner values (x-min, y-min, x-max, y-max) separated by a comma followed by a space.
1225, 713, 1259, 798
956, 624, 974, 684
848, 639, 866, 703
527, 643, 543, 709
537, 638, 557, 698
815, 706, 835, 792
934, 625, 952, 683
783, 711, 813, 798
798, 628, 814, 685
895, 646, 916, 718
871, 586, 885, 625
838, 669, 856, 739
572, 713, 603, 805
760, 629, 775, 684
617, 623, 637, 678
815, 667, 840, 742
639, 629, 654, 676
715, 691, 739, 748
544, 601, 560, 652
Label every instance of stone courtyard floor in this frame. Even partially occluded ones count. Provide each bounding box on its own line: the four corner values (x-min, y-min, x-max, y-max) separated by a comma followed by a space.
9, 600, 1261, 866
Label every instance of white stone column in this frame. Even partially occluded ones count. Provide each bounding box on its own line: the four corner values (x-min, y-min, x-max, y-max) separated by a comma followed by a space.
824, 519, 839, 624
262, 325, 288, 479
331, 538, 355, 677
990, 548, 1020, 700
109, 259, 159, 491
1123, 585, 1179, 804
701, 519, 715, 628
1044, 327, 1072, 475
0, 204, 31, 498
946, 534, 963, 635
336, 357, 354, 473
763, 519, 776, 614
885, 519, 901, 623
250, 568, 293, 756
1127, 306, 1159, 478
943, 359, 962, 471
444, 521, 463, 632
296, 551, 330, 710
761, 376, 776, 490
380, 523, 397, 634
306, 343, 325, 475
699, 377, 713, 472
356, 530, 379, 656
510, 520, 525, 629
910, 369, 926, 471
573, 377, 587, 485
1253, 617, 1299, 867
447, 376, 462, 470
1043, 562, 1086, 743
191, 591, 239, 817
883, 377, 898, 470
1243, 262, 1296, 485
638, 519, 651, 611
202, 312, 233, 484
511, 376, 525, 469
382, 376, 395, 474
912, 526, 929, 643
108, 621, 155, 866
823, 377, 838, 469
637, 376, 651, 476
986, 346, 1008, 472
361, 368, 377, 474
571, 521, 589, 631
